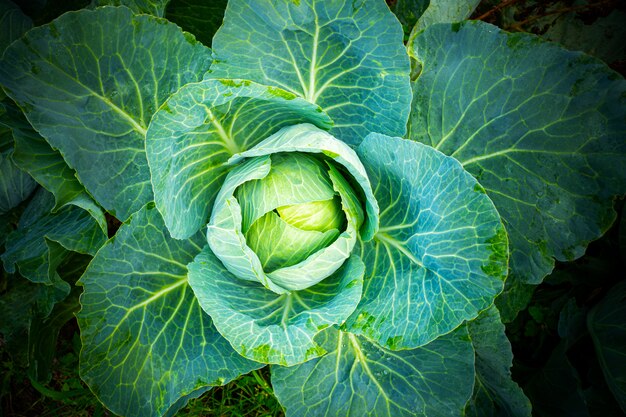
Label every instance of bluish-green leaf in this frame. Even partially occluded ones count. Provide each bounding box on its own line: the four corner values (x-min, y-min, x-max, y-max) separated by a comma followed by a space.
271, 326, 475, 417
588, 281, 626, 412
78, 204, 262, 417
188, 246, 364, 366
408, 21, 626, 291
344, 133, 507, 349
91, 0, 171, 17
1, 100, 106, 232
210, 0, 411, 145
0, 6, 212, 220
146, 78, 332, 239
409, 0, 480, 34
165, 0, 227, 46
2, 188, 105, 284
465, 306, 532, 417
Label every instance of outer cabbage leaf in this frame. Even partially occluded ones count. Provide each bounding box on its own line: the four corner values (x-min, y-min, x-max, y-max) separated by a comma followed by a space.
587, 281, 626, 412
271, 326, 474, 417
0, 100, 106, 232
344, 133, 507, 349
408, 21, 626, 294
90, 0, 170, 17
145, 78, 332, 239
0, 149, 36, 214
77, 204, 262, 417
209, 0, 411, 145
465, 306, 532, 417
165, 0, 227, 47
188, 245, 364, 366
0, 6, 212, 220
2, 188, 106, 284
410, 0, 480, 34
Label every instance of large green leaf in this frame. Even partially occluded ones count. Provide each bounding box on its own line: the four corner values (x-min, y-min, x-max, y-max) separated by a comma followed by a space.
465, 306, 531, 417
0, 100, 106, 232
78, 204, 262, 417
0, 6, 212, 220
2, 188, 105, 284
209, 0, 411, 145
271, 326, 475, 417
409, 0, 480, 33
165, 0, 227, 47
145, 78, 331, 239
588, 281, 626, 412
0, 150, 36, 214
0, 0, 32, 101
344, 133, 507, 349
408, 21, 626, 292
91, 0, 171, 17
188, 245, 364, 366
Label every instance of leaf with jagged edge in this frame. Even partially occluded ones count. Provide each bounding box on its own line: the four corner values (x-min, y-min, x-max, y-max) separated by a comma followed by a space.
408, 21, 626, 314
78, 204, 263, 417
209, 0, 411, 145
165, 0, 227, 46
409, 0, 480, 34
0, 6, 212, 221
1, 188, 106, 285
90, 0, 171, 17
0, 100, 106, 232
343, 133, 507, 350
465, 306, 532, 417
271, 326, 475, 417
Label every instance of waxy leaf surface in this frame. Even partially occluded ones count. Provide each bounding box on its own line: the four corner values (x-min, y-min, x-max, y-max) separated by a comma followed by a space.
210, 0, 411, 145
0, 6, 212, 220
272, 327, 475, 417
1, 100, 106, 232
146, 79, 331, 239
78, 205, 262, 417
188, 246, 364, 366
408, 21, 626, 295
344, 133, 507, 349
1, 189, 105, 284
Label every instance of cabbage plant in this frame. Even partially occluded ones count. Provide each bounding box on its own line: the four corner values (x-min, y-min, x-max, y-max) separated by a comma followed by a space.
0, 0, 624, 416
